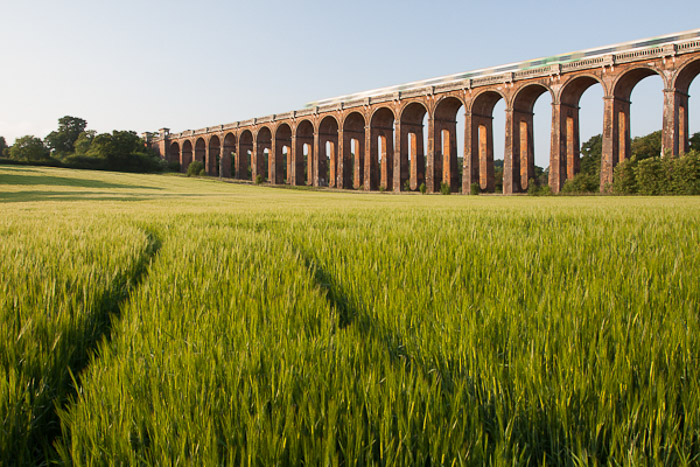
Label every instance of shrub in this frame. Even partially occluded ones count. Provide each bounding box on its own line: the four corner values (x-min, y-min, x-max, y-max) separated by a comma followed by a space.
669, 150, 700, 195
187, 161, 204, 177
379, 185, 386, 193
613, 159, 637, 195
403, 180, 411, 192
539, 185, 553, 196
167, 161, 181, 172
440, 182, 451, 195
635, 157, 666, 195
419, 183, 427, 194
255, 174, 264, 185
527, 179, 553, 196
561, 172, 600, 194
470, 182, 480, 196
527, 179, 540, 196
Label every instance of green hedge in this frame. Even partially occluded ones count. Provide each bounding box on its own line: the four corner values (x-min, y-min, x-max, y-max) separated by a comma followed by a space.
613, 150, 700, 195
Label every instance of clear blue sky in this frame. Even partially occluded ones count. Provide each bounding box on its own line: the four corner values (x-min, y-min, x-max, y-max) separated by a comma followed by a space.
1, 0, 699, 168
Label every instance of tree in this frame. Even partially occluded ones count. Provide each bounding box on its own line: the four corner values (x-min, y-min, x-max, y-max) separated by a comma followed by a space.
690, 132, 700, 152
0, 136, 7, 157
66, 130, 162, 172
8, 136, 49, 161
631, 130, 662, 160
44, 116, 87, 156
580, 134, 602, 177
73, 130, 96, 154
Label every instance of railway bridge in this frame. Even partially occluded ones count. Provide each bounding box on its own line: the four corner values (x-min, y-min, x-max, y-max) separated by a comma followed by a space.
146, 30, 700, 194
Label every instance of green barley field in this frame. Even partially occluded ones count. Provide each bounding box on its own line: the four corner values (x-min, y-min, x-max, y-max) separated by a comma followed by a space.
1, 165, 699, 465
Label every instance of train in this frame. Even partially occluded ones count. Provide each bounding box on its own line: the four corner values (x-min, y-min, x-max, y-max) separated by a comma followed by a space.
305, 28, 700, 108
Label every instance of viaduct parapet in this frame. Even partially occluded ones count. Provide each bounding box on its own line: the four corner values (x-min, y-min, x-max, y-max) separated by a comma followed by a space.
145, 30, 700, 194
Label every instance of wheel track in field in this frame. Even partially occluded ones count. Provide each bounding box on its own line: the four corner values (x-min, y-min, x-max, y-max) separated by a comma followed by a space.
297, 247, 463, 394
296, 244, 578, 464
30, 226, 162, 465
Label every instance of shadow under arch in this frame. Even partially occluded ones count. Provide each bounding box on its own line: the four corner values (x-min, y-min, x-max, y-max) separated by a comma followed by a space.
256, 127, 272, 182
295, 120, 314, 186
342, 112, 365, 189
181, 140, 193, 172
207, 135, 220, 176
433, 96, 464, 193
369, 107, 395, 191
555, 75, 605, 190
318, 116, 339, 187
399, 101, 428, 191
274, 123, 292, 184
466, 90, 504, 193
222, 132, 236, 178
509, 83, 553, 192
238, 130, 253, 180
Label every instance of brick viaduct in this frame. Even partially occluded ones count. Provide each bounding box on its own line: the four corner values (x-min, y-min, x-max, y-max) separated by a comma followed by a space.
146, 31, 700, 194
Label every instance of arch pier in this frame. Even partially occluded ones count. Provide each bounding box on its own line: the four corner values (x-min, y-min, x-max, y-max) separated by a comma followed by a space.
145, 31, 700, 194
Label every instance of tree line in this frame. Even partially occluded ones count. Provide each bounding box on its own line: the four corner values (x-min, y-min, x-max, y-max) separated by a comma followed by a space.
0, 116, 168, 173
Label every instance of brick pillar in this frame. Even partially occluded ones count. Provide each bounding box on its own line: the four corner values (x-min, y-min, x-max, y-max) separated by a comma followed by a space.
289, 136, 297, 185
600, 96, 625, 190
219, 145, 227, 178
269, 137, 276, 184
435, 120, 458, 192
564, 104, 580, 182
313, 131, 321, 187
550, 103, 567, 193
516, 111, 535, 192
353, 134, 364, 189
251, 139, 259, 181
378, 131, 392, 190
387, 122, 408, 193
235, 139, 241, 179
364, 125, 375, 190
662, 88, 689, 157
463, 112, 476, 194
306, 135, 314, 186
503, 108, 518, 194
410, 125, 425, 191
426, 116, 437, 193
452, 120, 462, 193
336, 129, 344, 188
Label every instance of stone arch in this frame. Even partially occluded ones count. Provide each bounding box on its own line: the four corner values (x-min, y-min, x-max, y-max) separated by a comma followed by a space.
433, 96, 464, 192
466, 90, 505, 192
556, 75, 605, 188
274, 123, 292, 184
194, 138, 206, 169
207, 135, 220, 176
369, 107, 395, 190
239, 130, 253, 180
295, 119, 314, 185
168, 142, 180, 166
181, 140, 193, 172
255, 127, 272, 182
559, 74, 604, 107
222, 132, 236, 178
342, 111, 365, 189
318, 116, 339, 187
612, 65, 666, 101
670, 58, 700, 154
509, 83, 554, 191
399, 101, 428, 191
598, 66, 666, 188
